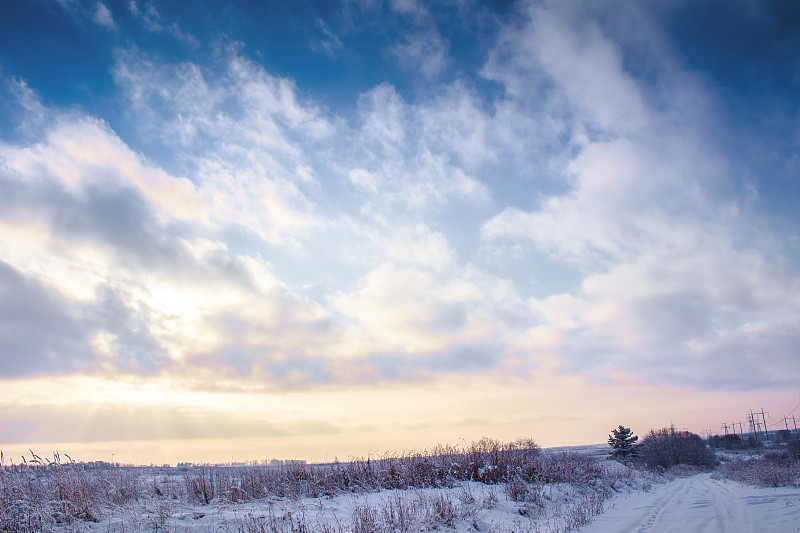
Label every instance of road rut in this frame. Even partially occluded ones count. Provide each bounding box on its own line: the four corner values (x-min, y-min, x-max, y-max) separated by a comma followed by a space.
578, 473, 800, 533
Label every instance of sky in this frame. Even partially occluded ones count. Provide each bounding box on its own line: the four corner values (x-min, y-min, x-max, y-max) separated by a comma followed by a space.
0, 0, 799, 466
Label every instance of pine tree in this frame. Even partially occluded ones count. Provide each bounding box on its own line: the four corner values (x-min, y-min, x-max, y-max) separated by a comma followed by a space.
608, 425, 639, 460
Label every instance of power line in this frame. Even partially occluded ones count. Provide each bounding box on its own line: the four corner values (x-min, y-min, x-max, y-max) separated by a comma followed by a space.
787, 394, 800, 416
709, 398, 798, 441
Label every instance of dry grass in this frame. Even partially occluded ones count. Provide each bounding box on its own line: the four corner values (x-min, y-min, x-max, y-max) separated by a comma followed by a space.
713, 448, 800, 488
0, 439, 645, 532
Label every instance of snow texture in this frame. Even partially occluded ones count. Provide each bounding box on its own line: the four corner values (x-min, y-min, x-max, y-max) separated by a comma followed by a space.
577, 472, 800, 533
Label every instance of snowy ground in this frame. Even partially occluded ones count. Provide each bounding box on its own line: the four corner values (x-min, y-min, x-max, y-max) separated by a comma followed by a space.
5, 444, 800, 532
577, 472, 800, 533
62, 471, 800, 533
66, 480, 610, 532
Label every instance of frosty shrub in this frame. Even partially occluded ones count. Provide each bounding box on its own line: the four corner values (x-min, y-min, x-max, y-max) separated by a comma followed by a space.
714, 451, 800, 488
427, 492, 457, 526
788, 439, 800, 460
382, 492, 418, 533
520, 453, 603, 484
505, 474, 529, 502
0, 458, 145, 531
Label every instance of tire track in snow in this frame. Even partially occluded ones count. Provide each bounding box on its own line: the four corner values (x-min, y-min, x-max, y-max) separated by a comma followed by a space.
578, 472, 800, 533
633, 475, 687, 533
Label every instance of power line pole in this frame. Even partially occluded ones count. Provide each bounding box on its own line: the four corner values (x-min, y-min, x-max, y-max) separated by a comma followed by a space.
722, 422, 729, 435
669, 422, 678, 464
731, 421, 737, 436
757, 409, 769, 440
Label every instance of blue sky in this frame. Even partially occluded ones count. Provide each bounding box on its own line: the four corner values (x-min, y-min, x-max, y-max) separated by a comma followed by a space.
0, 0, 799, 463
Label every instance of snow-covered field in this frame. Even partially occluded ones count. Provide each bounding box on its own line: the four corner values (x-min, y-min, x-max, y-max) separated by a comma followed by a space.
2, 443, 799, 533
16, 463, 646, 533
77, 480, 610, 533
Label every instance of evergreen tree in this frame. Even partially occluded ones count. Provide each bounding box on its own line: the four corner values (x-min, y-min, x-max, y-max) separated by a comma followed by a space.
608, 425, 639, 460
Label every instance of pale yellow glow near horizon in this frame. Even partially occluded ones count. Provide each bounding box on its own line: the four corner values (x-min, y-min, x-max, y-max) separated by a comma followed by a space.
2, 372, 795, 466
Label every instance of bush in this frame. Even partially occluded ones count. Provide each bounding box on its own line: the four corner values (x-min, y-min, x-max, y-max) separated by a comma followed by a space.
707, 434, 769, 451
714, 454, 800, 488
637, 428, 717, 469
708, 434, 745, 450
788, 439, 800, 460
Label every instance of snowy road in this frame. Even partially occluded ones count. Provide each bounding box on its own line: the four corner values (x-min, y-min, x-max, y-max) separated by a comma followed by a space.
579, 473, 800, 533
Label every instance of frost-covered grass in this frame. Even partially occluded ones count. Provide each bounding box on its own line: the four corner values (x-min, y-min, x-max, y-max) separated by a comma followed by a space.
712, 440, 800, 488
0, 440, 653, 533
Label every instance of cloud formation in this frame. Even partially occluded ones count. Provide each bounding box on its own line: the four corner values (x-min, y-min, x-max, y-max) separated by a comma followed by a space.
1, 0, 799, 459
480, 0, 800, 389
92, 2, 115, 30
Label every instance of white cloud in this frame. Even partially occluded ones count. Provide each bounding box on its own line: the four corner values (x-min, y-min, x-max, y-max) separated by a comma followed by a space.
5, 0, 800, 466
0, 77, 505, 388
3, 1, 799, 399
310, 18, 344, 57
356, 83, 409, 157
128, 0, 163, 32
366, 223, 455, 272
348, 168, 381, 193
347, 83, 490, 214
1, 116, 209, 226
112, 48, 496, 237
478, 0, 800, 390
389, 0, 428, 20
112, 49, 333, 244
390, 29, 449, 79
92, 2, 115, 30
482, 135, 717, 268
537, 241, 800, 388
333, 262, 530, 363
416, 84, 495, 168
126, 1, 197, 45
0, 88, 345, 383
528, 6, 646, 134
5, 79, 47, 135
